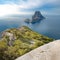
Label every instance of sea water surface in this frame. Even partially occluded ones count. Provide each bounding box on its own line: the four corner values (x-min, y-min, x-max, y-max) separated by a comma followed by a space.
0, 15, 60, 39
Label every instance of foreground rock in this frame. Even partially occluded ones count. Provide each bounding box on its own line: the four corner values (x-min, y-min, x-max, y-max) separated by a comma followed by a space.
16, 40, 60, 60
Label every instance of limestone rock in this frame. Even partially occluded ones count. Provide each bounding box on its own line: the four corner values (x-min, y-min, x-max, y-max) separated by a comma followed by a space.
16, 40, 60, 60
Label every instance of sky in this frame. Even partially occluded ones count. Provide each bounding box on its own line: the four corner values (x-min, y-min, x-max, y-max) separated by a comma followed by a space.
0, 0, 60, 17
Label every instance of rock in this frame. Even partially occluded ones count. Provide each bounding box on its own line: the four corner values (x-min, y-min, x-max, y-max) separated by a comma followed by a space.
31, 11, 44, 23
16, 40, 60, 60
24, 19, 31, 23
2, 32, 15, 46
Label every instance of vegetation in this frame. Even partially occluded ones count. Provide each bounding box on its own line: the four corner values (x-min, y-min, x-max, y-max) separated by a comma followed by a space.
0, 26, 54, 60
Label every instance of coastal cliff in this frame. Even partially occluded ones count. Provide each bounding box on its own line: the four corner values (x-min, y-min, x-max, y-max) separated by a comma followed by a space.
0, 26, 53, 60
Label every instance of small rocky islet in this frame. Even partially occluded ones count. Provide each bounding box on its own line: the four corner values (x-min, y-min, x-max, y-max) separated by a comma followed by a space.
24, 11, 45, 23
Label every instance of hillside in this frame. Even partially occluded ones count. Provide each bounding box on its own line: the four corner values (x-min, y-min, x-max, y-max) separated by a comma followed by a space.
16, 40, 60, 60
0, 26, 53, 60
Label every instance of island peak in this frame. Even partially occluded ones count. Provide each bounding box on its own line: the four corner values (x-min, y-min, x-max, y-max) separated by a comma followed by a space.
31, 11, 44, 23
24, 11, 45, 24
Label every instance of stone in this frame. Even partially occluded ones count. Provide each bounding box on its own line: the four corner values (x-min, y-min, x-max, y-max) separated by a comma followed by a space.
16, 40, 60, 60
31, 11, 44, 23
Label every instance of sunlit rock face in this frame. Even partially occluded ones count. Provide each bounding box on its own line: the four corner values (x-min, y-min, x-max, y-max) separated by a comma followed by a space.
16, 40, 60, 60
2, 32, 15, 46
31, 11, 44, 23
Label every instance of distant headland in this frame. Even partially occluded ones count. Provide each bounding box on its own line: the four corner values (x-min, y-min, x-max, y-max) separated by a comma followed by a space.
24, 11, 45, 23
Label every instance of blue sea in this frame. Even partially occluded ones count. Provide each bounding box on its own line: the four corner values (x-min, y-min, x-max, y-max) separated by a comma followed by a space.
0, 15, 60, 39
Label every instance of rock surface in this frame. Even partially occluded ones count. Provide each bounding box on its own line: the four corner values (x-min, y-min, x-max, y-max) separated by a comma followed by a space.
16, 40, 60, 60
2, 32, 15, 46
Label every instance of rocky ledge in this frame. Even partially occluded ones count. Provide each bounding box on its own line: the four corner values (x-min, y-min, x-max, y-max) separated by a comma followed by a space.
16, 40, 60, 60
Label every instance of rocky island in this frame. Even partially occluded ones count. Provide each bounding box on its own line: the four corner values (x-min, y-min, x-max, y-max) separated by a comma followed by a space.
31, 11, 44, 23
25, 11, 45, 23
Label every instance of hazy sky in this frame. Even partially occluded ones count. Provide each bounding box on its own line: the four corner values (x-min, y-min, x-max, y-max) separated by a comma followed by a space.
0, 0, 60, 17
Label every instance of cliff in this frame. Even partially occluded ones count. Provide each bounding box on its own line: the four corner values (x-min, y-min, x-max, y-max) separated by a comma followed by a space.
16, 40, 60, 60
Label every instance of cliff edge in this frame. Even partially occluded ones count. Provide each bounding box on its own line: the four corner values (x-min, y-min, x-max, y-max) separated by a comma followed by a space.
16, 40, 60, 60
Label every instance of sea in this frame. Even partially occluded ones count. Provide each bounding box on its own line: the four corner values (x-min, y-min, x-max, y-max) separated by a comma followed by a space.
0, 15, 60, 39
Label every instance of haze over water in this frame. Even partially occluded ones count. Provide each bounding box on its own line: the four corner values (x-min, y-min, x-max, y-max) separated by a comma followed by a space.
0, 15, 60, 39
